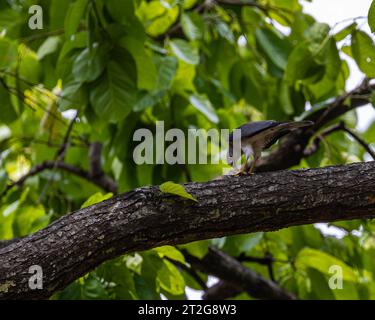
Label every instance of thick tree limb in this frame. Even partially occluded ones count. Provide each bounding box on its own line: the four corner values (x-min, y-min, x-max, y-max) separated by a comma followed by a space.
203, 281, 243, 300
203, 253, 283, 300
0, 161, 374, 299
184, 247, 295, 300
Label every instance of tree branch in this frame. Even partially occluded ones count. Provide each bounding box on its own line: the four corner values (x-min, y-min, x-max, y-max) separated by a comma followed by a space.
342, 126, 375, 160
0, 160, 117, 197
165, 257, 208, 290
203, 281, 242, 300
256, 82, 375, 172
304, 121, 375, 159
0, 161, 374, 299
184, 247, 295, 300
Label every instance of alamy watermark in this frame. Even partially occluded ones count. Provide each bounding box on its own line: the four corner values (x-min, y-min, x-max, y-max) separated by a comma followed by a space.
132, 121, 242, 170
28, 265, 43, 290
28, 5, 43, 30
328, 265, 343, 290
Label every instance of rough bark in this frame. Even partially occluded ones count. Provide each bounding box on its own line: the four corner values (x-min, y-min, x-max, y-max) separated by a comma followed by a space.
203, 281, 242, 300
1, 161, 375, 299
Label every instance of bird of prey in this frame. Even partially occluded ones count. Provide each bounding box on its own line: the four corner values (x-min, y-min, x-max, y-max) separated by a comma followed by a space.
227, 120, 314, 174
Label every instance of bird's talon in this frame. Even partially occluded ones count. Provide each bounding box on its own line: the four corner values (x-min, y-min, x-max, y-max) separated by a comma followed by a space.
234, 170, 247, 176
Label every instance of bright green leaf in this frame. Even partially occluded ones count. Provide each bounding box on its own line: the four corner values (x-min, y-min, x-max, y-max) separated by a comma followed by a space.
154, 246, 185, 264
120, 37, 157, 90
189, 94, 219, 123
0, 38, 17, 69
81, 192, 113, 208
170, 39, 199, 65
255, 28, 291, 70
181, 12, 204, 41
37, 36, 61, 60
157, 260, 185, 295
73, 44, 108, 82
369, 0, 375, 33
295, 248, 358, 282
89, 61, 137, 123
351, 30, 375, 77
64, 0, 89, 38
159, 181, 198, 202
334, 22, 357, 42
179, 240, 209, 258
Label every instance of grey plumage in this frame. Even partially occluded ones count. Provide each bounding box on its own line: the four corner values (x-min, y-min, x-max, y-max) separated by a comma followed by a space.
228, 120, 314, 174
229, 120, 280, 143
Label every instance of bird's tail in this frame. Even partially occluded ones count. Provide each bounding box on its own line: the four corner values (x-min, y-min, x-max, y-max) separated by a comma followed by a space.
280, 120, 314, 130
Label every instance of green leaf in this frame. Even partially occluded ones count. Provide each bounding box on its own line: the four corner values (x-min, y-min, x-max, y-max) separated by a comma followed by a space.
89, 61, 137, 123
37, 36, 61, 60
159, 181, 198, 202
154, 56, 178, 90
0, 170, 8, 194
370, 91, 375, 108
172, 60, 196, 93
81, 192, 113, 208
255, 28, 291, 70
73, 44, 108, 82
124, 253, 143, 275
154, 246, 185, 263
50, 0, 73, 30
0, 38, 17, 69
306, 38, 342, 101
14, 205, 48, 236
106, 0, 138, 26
181, 12, 204, 41
334, 22, 356, 42
216, 21, 235, 43
223, 233, 263, 256
351, 30, 375, 77
119, 37, 157, 90
364, 121, 375, 141
17, 45, 41, 85
157, 260, 185, 295
179, 240, 209, 258
137, 0, 179, 37
59, 81, 84, 111
285, 43, 324, 84
280, 80, 294, 115
0, 85, 17, 123
133, 90, 166, 112
183, 0, 198, 9
189, 94, 219, 123
295, 248, 358, 282
170, 39, 199, 65
369, 0, 375, 33
64, 0, 89, 38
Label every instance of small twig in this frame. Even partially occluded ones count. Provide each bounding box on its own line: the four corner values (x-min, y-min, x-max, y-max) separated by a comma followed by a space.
38, 115, 78, 202
89, 142, 103, 178
304, 123, 343, 157
304, 121, 375, 160
20, 29, 64, 43
1, 160, 117, 198
342, 126, 375, 160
